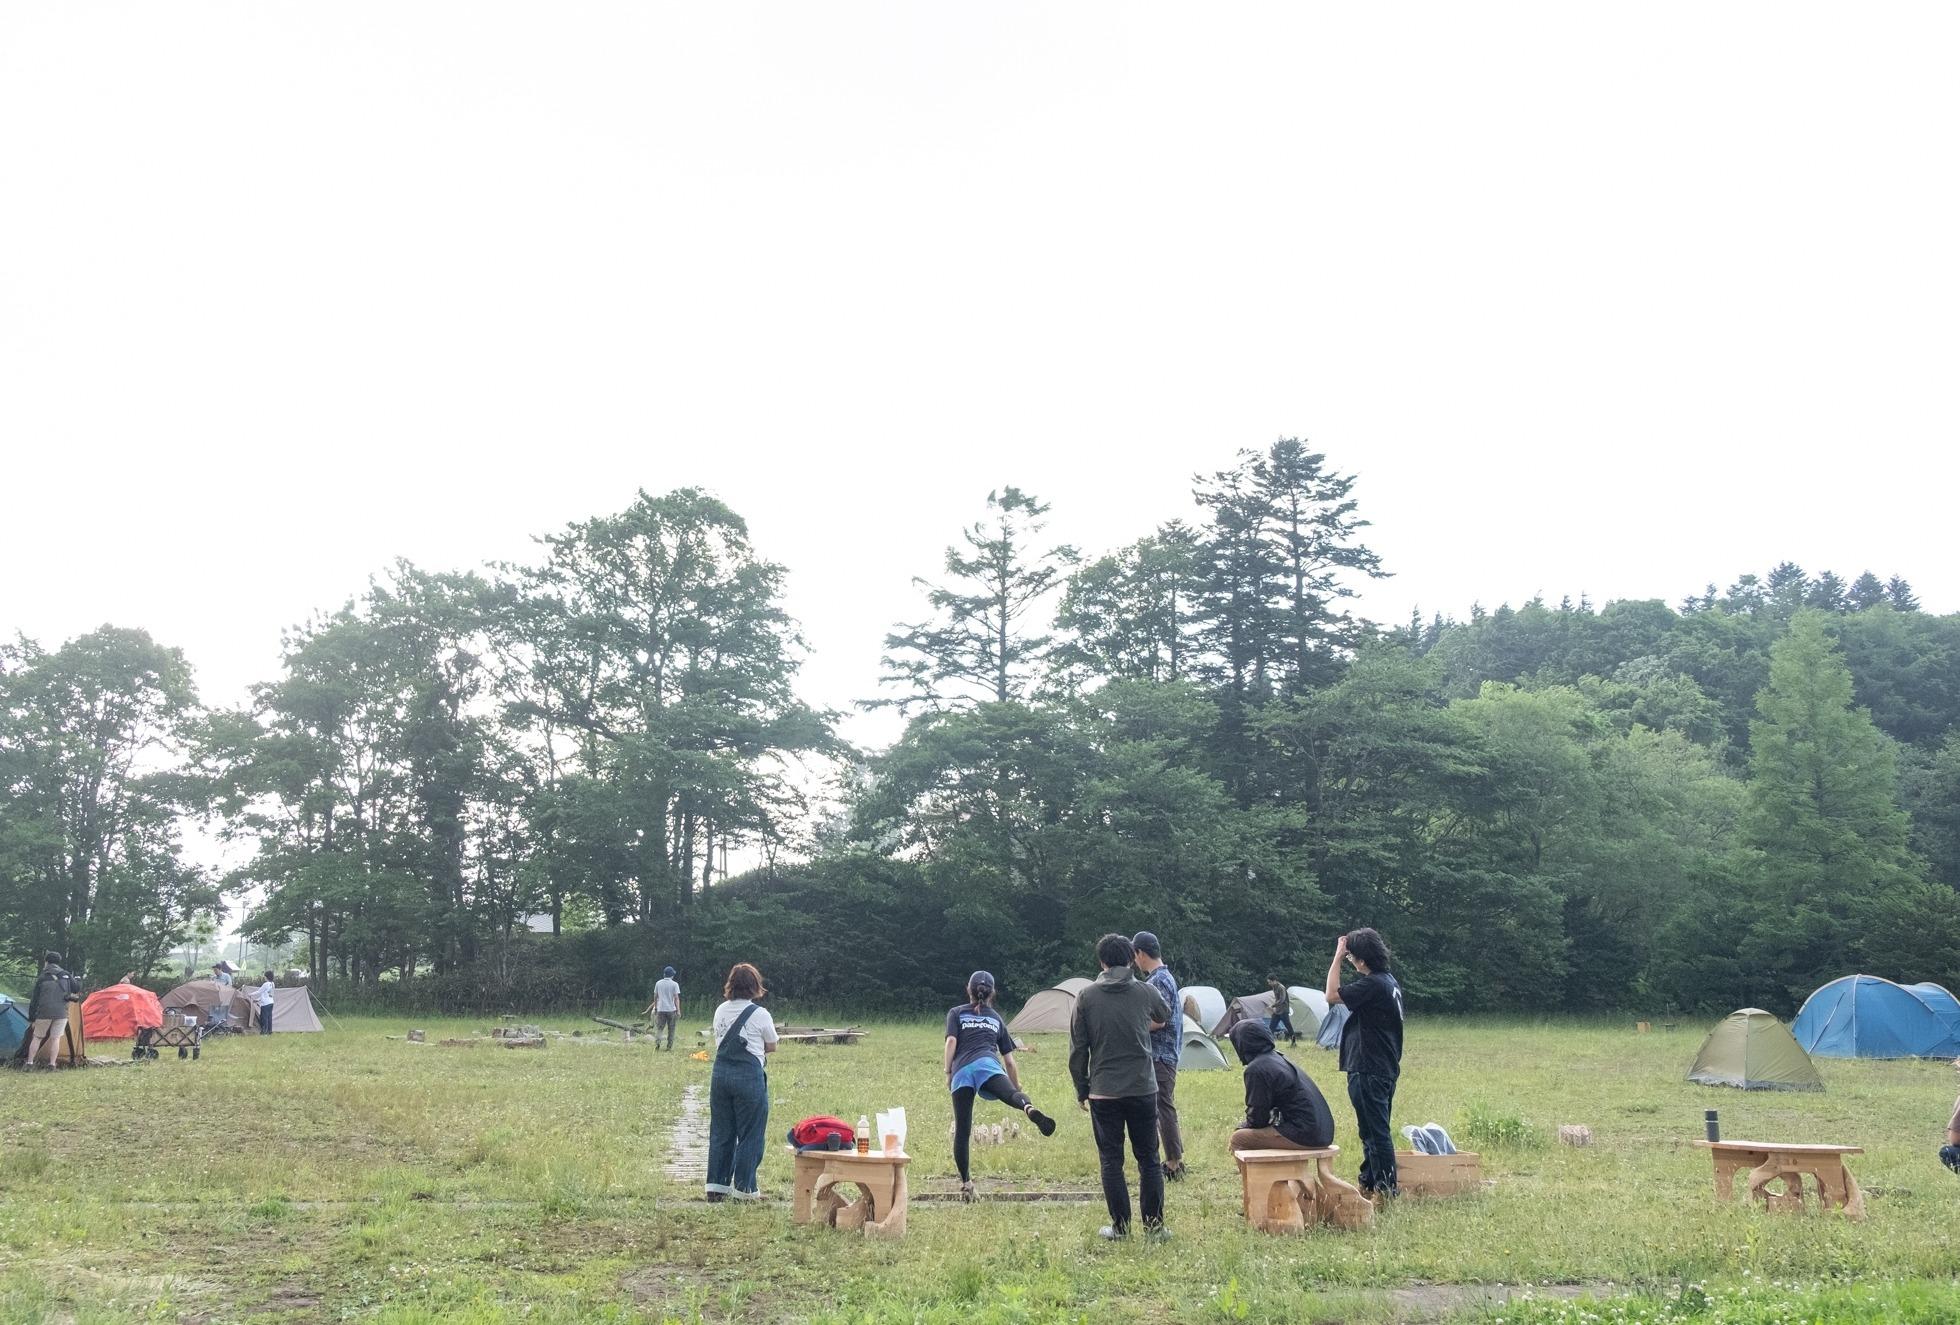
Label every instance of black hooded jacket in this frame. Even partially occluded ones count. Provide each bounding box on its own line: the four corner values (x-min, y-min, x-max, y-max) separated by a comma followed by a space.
1227, 1021, 1334, 1148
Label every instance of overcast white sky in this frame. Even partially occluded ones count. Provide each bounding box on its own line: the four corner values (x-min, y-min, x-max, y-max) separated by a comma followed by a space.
4, 3, 1957, 758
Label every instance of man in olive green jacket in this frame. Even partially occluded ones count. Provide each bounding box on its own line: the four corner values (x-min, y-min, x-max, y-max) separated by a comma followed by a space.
1068, 933, 1173, 1239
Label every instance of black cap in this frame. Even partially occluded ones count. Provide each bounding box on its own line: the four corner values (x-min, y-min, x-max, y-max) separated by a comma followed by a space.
1131, 931, 1161, 958
968, 970, 996, 995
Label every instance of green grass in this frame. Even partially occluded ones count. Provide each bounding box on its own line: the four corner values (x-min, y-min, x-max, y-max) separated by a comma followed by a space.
1, 1016, 1957, 1322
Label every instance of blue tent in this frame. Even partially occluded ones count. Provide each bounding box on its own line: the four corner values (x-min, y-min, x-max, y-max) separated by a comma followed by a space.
1905, 982, 1960, 1036
1791, 975, 1960, 1060
0, 995, 26, 1059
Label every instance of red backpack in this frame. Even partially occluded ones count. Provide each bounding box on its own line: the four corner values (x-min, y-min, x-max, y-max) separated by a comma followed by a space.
787, 1115, 856, 1151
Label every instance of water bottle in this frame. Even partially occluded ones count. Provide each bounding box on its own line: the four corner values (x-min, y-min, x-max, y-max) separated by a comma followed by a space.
856, 1114, 871, 1154
1704, 1109, 1720, 1142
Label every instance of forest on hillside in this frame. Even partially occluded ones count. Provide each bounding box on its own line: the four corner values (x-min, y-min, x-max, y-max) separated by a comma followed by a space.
6, 440, 1959, 1014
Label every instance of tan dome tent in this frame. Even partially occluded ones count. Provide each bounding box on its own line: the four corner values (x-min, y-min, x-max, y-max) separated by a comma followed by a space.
1007, 977, 1093, 1034
160, 979, 255, 1027
1688, 1008, 1823, 1092
1179, 1015, 1228, 1071
269, 985, 324, 1032
1181, 985, 1228, 1033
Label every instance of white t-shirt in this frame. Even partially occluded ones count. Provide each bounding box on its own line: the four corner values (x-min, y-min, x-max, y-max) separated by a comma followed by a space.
711, 999, 778, 1066
654, 978, 681, 1014
256, 981, 277, 1008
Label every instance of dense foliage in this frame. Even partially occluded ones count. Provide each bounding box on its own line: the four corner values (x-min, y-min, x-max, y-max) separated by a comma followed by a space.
5, 447, 1957, 1013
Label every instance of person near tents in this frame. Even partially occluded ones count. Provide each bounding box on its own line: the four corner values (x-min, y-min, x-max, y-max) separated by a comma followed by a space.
1130, 931, 1186, 1182
25, 952, 80, 1070
253, 972, 277, 1035
944, 971, 1058, 1202
705, 962, 778, 1202
1069, 933, 1173, 1241
1325, 927, 1404, 1198
648, 966, 682, 1051
1266, 974, 1299, 1047
1943, 1058, 1960, 1175
1225, 1020, 1334, 1152
209, 961, 237, 1031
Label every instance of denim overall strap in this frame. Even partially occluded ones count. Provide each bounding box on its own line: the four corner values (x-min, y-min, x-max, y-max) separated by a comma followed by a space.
716, 1003, 762, 1066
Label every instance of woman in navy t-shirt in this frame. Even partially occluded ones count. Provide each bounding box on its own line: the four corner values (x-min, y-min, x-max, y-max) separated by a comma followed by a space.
944, 971, 1057, 1202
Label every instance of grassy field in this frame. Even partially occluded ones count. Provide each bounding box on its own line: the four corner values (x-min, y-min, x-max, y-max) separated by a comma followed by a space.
2, 1012, 1958, 1323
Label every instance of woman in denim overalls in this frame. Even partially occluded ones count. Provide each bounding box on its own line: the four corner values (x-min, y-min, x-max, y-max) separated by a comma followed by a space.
705, 962, 778, 1201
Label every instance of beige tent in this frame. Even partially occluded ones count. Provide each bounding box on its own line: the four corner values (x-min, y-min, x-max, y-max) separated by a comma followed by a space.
270, 985, 323, 1032
1007, 977, 1093, 1034
1688, 1008, 1823, 1091
161, 979, 255, 1027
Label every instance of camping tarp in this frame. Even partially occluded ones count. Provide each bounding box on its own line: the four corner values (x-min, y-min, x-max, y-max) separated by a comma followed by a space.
271, 985, 324, 1032
1791, 974, 1960, 1060
1688, 1008, 1823, 1091
0, 995, 25, 1058
1180, 985, 1228, 1034
81, 983, 165, 1040
1007, 977, 1093, 1034
160, 979, 256, 1027
1178, 1015, 1228, 1071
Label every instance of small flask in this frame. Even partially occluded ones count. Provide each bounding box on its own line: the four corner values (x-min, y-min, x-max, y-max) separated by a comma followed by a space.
856, 1114, 871, 1154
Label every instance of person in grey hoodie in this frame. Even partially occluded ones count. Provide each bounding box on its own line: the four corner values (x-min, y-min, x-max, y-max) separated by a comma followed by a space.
1068, 933, 1173, 1240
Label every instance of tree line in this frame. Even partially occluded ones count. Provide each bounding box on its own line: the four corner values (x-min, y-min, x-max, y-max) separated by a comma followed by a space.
5, 441, 1958, 1015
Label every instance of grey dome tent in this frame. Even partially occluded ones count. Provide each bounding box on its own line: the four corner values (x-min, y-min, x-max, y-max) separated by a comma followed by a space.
1688, 1008, 1823, 1091
1180, 985, 1228, 1034
1217, 987, 1326, 1038
1315, 1003, 1348, 1049
1007, 977, 1093, 1034
1178, 1015, 1228, 1071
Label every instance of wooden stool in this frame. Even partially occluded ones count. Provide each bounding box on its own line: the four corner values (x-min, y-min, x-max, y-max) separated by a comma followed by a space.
1394, 1150, 1482, 1197
1233, 1147, 1373, 1233
1693, 1141, 1865, 1221
789, 1149, 911, 1239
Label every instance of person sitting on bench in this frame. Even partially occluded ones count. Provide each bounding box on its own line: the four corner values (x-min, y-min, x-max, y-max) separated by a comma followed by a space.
1226, 1020, 1333, 1153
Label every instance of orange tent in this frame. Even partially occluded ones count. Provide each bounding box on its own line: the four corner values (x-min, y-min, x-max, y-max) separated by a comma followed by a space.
82, 983, 165, 1040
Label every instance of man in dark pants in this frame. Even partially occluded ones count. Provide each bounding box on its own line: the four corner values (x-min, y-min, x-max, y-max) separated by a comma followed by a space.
1325, 927, 1404, 1198
1130, 931, 1185, 1181
1069, 933, 1173, 1240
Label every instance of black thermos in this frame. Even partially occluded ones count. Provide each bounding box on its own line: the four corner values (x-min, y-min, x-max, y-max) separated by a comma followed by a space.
1704, 1109, 1720, 1142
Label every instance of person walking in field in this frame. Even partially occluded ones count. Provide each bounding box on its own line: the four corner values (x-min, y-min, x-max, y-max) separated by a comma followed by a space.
1069, 933, 1174, 1240
704, 962, 778, 1202
648, 966, 682, 1050
1325, 928, 1404, 1198
254, 972, 277, 1035
944, 971, 1058, 1202
1225, 1020, 1334, 1152
1130, 932, 1186, 1182
25, 952, 80, 1070
1266, 974, 1299, 1046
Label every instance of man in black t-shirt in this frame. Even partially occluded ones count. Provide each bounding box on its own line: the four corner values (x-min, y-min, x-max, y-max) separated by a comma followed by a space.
1325, 927, 1404, 1197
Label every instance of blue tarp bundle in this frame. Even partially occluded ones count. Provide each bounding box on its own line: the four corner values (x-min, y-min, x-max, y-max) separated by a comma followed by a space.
1791, 974, 1960, 1060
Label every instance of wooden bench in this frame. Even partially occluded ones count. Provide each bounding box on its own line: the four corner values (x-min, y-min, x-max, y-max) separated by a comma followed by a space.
789, 1148, 910, 1239
1395, 1149, 1482, 1197
1232, 1147, 1373, 1233
1693, 1140, 1865, 1220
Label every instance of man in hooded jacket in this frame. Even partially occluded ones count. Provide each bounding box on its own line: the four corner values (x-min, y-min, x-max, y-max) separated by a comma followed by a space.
1225, 1020, 1335, 1153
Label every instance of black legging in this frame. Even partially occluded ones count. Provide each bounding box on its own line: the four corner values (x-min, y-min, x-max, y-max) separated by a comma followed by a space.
951, 1076, 1030, 1182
